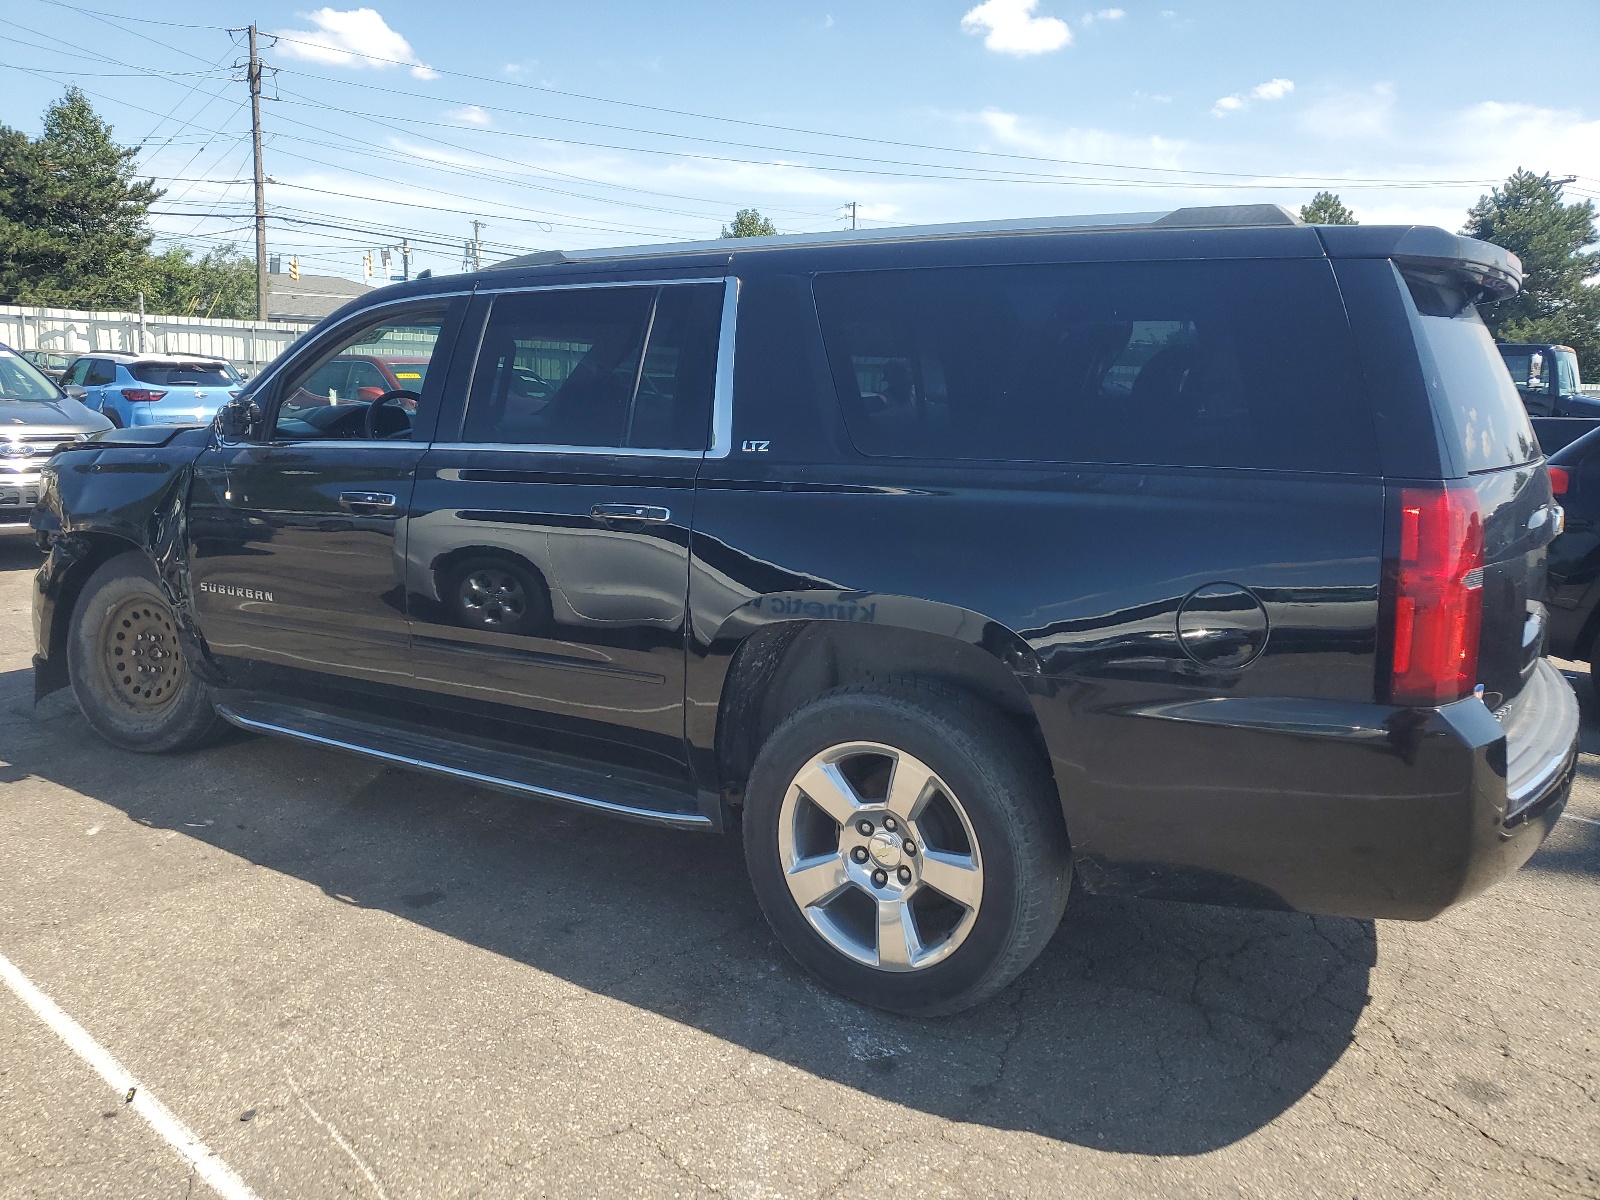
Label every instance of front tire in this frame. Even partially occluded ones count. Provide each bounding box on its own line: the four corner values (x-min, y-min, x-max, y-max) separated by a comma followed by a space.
743, 683, 1071, 1016
67, 552, 225, 753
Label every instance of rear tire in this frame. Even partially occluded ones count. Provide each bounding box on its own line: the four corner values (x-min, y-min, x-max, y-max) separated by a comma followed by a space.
67, 552, 226, 753
743, 682, 1071, 1016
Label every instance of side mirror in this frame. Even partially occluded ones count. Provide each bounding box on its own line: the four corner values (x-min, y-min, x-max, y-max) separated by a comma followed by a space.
63, 384, 88, 401
217, 397, 264, 442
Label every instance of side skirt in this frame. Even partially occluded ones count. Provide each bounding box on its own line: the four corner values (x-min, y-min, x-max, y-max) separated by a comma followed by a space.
214, 695, 714, 831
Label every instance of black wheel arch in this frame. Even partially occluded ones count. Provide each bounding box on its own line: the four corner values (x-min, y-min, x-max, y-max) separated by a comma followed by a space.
711, 616, 1059, 824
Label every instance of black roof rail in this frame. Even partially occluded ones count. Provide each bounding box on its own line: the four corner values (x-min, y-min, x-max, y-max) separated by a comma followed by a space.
490, 203, 1305, 270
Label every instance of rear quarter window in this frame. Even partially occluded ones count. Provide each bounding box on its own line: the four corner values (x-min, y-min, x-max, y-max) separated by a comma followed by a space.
1404, 274, 1538, 473
812, 258, 1378, 473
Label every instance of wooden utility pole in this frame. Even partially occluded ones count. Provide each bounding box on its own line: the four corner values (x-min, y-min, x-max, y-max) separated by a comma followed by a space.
848, 201, 858, 230
248, 25, 268, 320
401, 238, 411, 281
470, 220, 485, 271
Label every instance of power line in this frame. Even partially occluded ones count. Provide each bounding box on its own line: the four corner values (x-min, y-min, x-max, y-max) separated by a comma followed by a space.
18, 0, 1509, 189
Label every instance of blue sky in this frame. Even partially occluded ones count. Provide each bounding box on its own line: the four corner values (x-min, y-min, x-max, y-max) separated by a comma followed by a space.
2, 0, 1598, 281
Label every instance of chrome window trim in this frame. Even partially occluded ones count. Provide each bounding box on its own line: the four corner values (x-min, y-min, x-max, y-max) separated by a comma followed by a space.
471, 276, 727, 297
428, 442, 706, 460
231, 276, 740, 457
452, 275, 738, 459
709, 276, 738, 459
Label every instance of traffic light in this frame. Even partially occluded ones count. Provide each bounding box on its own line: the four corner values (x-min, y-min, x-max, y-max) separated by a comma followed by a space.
289, 257, 300, 282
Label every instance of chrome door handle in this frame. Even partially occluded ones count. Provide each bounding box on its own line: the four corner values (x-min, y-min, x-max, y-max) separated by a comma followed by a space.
339, 491, 398, 511
591, 503, 670, 522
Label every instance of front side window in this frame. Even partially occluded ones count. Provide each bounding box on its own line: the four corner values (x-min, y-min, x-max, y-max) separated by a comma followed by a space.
813, 259, 1378, 473
273, 310, 447, 441
460, 283, 722, 451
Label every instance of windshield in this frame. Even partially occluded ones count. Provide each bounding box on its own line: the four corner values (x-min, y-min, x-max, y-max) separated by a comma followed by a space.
0, 348, 63, 401
130, 361, 239, 387
385, 361, 429, 390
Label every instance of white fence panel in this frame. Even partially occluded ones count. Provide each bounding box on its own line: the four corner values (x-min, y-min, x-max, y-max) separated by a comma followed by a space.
0, 304, 317, 375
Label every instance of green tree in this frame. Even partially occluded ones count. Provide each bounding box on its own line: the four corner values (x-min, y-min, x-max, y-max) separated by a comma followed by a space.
0, 87, 162, 308
721, 208, 778, 238
1300, 191, 1357, 225
143, 244, 257, 319
1463, 169, 1600, 377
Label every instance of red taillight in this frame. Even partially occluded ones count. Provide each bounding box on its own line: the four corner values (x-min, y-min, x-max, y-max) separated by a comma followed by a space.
1549, 465, 1569, 496
120, 388, 167, 402
1386, 486, 1483, 706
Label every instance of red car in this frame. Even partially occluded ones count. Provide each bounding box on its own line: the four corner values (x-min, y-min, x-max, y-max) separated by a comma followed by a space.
284, 354, 431, 411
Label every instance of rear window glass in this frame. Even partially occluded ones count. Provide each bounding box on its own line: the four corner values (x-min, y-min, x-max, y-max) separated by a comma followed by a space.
812, 259, 1378, 472
131, 361, 237, 387
1405, 280, 1538, 471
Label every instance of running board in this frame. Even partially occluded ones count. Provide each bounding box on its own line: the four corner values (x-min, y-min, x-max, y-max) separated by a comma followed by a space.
213, 697, 714, 829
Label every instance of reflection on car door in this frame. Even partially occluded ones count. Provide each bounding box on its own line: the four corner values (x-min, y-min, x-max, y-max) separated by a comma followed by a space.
404, 280, 728, 782
186, 301, 463, 694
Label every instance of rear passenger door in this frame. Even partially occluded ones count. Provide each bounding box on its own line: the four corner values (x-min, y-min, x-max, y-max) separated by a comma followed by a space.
405, 279, 729, 782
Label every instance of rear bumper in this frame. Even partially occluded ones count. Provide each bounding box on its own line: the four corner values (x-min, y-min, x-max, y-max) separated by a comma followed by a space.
1037, 660, 1578, 920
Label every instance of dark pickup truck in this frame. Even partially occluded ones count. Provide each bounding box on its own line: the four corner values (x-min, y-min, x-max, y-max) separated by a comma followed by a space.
1500, 343, 1599, 418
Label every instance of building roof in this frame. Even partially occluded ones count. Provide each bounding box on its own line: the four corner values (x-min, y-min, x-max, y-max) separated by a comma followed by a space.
267, 272, 375, 321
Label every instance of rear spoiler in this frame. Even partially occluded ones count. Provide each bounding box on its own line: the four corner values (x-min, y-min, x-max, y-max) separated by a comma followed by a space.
1316, 225, 1523, 301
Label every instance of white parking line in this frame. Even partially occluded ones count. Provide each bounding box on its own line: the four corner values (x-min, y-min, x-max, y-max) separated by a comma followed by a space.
1567, 813, 1600, 826
0, 949, 262, 1200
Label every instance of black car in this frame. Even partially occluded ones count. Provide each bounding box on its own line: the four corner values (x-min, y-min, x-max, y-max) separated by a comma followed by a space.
30, 204, 1578, 1015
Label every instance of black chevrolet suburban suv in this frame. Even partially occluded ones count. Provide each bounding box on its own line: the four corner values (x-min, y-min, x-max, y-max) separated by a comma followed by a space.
31, 204, 1578, 1015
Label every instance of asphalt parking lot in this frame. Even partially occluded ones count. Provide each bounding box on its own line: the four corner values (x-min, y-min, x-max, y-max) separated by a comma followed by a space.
0, 535, 1596, 1199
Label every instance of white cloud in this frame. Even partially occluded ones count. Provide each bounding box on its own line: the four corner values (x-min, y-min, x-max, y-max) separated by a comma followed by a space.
1081, 8, 1126, 24
961, 0, 1071, 57
975, 107, 1189, 170
447, 105, 491, 126
271, 8, 436, 80
1299, 84, 1395, 141
1212, 77, 1294, 117
824, 14, 834, 28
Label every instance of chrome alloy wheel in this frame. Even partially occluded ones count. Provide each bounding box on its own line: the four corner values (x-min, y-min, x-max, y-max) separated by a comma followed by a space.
777, 741, 984, 972
459, 568, 526, 629
100, 595, 185, 711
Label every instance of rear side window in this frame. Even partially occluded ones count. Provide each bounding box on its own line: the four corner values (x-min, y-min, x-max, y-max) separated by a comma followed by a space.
812, 259, 1377, 473
130, 361, 235, 387
462, 283, 721, 451
1404, 272, 1538, 472
84, 360, 116, 386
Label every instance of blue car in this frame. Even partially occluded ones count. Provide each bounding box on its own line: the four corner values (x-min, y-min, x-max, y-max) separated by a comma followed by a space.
62, 352, 241, 428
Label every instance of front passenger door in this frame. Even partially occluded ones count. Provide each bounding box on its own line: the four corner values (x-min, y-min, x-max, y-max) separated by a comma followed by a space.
187, 299, 464, 698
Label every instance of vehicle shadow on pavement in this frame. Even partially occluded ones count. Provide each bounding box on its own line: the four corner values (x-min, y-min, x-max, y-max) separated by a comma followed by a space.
2, 666, 1377, 1157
